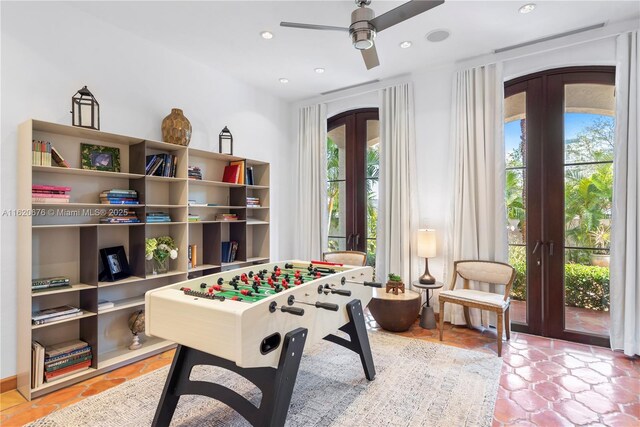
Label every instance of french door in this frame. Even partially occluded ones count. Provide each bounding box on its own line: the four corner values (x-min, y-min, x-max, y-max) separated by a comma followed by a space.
505, 67, 614, 346
326, 109, 379, 266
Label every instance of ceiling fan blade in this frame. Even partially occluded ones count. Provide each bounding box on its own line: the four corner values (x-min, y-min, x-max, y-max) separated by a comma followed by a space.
361, 45, 380, 70
370, 0, 444, 33
280, 22, 350, 32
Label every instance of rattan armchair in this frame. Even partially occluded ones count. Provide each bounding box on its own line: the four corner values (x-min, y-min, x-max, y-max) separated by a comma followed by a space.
322, 251, 367, 266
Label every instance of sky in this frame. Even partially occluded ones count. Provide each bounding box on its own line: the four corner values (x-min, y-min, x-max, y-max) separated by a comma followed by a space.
504, 113, 614, 161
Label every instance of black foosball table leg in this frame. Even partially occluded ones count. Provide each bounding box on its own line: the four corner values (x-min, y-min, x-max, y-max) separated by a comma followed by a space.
151, 328, 308, 427
323, 299, 376, 381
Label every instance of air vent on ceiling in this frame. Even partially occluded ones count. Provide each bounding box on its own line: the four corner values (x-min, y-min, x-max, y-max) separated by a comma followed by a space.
321, 79, 381, 96
494, 23, 605, 54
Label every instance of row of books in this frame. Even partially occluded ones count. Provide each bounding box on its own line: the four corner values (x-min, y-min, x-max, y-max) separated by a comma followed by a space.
32, 140, 70, 168
188, 166, 202, 180
188, 244, 198, 269
99, 209, 140, 224
32, 304, 84, 325
32, 184, 71, 204
146, 154, 178, 177
216, 213, 238, 221
32, 276, 71, 293
246, 197, 261, 207
188, 213, 200, 222
32, 339, 92, 387
100, 189, 139, 205
146, 212, 171, 223
221, 241, 239, 263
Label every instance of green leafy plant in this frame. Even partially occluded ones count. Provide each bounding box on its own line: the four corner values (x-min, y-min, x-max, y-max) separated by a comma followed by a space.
388, 273, 402, 282
145, 236, 178, 263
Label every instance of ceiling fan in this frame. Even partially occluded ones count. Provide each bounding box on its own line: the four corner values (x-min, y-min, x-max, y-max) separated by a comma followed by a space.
280, 0, 444, 70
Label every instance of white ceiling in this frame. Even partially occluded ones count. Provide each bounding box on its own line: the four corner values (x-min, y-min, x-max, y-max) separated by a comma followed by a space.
68, 1, 639, 102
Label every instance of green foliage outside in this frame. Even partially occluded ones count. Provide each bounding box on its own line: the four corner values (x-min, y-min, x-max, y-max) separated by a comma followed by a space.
506, 116, 613, 311
326, 136, 379, 267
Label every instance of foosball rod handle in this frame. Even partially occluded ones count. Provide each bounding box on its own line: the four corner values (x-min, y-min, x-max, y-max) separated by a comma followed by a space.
315, 302, 339, 311
340, 277, 382, 288
281, 306, 305, 316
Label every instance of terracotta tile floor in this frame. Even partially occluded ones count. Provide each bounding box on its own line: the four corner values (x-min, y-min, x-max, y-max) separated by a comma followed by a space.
1, 315, 638, 427
510, 300, 611, 336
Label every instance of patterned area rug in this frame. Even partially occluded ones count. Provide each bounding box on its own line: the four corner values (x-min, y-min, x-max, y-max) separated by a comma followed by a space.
29, 332, 501, 427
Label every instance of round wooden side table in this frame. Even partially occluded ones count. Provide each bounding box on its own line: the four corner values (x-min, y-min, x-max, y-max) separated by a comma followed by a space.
368, 289, 420, 332
412, 281, 444, 329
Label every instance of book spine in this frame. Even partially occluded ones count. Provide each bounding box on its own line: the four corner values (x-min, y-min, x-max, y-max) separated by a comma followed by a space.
44, 360, 91, 381
33, 311, 83, 325
32, 307, 80, 321
45, 354, 92, 372
45, 346, 91, 363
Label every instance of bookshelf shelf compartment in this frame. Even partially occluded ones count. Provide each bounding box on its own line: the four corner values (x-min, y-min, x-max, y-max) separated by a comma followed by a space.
33, 166, 144, 180
32, 283, 96, 297
31, 310, 96, 329
19, 118, 268, 400
98, 296, 145, 314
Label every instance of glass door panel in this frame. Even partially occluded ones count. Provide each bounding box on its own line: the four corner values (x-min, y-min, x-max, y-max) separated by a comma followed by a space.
327, 124, 347, 250
365, 119, 380, 267
504, 91, 528, 326
562, 83, 614, 337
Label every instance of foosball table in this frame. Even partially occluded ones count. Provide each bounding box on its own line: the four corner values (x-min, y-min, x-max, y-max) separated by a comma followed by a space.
145, 260, 381, 427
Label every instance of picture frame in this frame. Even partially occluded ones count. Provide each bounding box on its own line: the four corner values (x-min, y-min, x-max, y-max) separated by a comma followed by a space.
81, 143, 121, 172
99, 246, 131, 282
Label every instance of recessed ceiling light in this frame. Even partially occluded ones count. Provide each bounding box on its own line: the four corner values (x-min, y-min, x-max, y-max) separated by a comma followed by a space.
315, 68, 325, 74
425, 29, 450, 43
519, 3, 536, 14
279, 78, 289, 84
261, 31, 274, 39
399, 41, 412, 49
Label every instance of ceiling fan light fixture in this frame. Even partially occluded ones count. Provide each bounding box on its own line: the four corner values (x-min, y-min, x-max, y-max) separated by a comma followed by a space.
352, 29, 376, 50
519, 3, 536, 14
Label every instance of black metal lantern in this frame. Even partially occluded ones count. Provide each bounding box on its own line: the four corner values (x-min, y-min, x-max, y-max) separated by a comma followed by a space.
219, 126, 233, 155
71, 86, 100, 130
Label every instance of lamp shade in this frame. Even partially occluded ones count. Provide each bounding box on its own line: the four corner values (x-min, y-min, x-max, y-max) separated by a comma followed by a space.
417, 229, 436, 258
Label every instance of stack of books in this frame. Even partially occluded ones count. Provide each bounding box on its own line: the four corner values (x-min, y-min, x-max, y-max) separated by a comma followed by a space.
98, 300, 114, 311
188, 244, 197, 269
32, 305, 83, 325
100, 189, 139, 205
31, 341, 45, 388
221, 241, 238, 263
215, 213, 238, 221
188, 166, 202, 180
32, 276, 71, 293
100, 208, 140, 224
146, 154, 178, 177
246, 167, 255, 185
146, 212, 171, 223
32, 140, 51, 166
246, 197, 261, 208
32, 185, 71, 204
43, 339, 92, 383
188, 213, 200, 222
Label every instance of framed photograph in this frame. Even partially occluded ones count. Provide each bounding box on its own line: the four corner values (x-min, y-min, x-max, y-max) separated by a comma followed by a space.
99, 246, 131, 282
81, 143, 121, 172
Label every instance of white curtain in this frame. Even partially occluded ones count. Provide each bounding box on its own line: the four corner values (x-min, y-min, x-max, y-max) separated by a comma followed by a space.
444, 63, 508, 326
294, 104, 328, 260
376, 83, 419, 284
611, 30, 639, 356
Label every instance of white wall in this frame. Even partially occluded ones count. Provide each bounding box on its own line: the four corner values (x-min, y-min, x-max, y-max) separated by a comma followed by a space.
0, 2, 294, 379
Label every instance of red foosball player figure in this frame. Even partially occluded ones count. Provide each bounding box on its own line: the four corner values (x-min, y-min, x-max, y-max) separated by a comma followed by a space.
267, 277, 275, 287
281, 279, 289, 289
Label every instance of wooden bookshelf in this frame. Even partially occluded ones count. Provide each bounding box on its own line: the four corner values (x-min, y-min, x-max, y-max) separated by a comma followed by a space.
17, 119, 270, 400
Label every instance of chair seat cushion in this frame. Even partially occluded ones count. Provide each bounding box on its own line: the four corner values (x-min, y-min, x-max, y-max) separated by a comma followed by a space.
440, 289, 509, 308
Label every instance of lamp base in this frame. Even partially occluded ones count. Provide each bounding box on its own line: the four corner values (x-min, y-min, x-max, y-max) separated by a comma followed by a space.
419, 258, 436, 284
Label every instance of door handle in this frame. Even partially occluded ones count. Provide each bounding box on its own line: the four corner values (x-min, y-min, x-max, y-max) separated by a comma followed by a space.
346, 234, 353, 250
354, 234, 360, 247
548, 240, 554, 256
532, 240, 542, 254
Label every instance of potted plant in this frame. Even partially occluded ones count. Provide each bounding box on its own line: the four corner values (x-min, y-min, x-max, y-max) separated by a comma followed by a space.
145, 236, 178, 275
386, 273, 405, 295
589, 224, 610, 268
